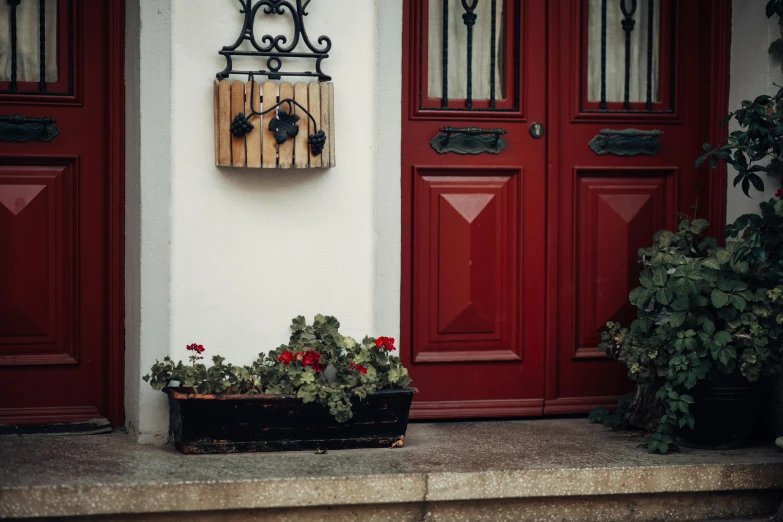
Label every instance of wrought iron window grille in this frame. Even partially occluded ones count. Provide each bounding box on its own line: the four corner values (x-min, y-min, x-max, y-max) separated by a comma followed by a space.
588, 0, 674, 114
229, 73, 325, 155
216, 0, 332, 82
1, 0, 75, 96
423, 0, 520, 113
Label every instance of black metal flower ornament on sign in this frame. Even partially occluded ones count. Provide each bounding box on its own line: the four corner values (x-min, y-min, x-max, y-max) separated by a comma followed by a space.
228, 75, 326, 156
268, 110, 300, 144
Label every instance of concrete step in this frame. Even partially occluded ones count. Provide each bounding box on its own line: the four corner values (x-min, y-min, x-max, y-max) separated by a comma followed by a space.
1, 419, 782, 521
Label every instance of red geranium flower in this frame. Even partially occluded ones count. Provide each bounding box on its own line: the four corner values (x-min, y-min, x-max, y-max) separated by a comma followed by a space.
349, 361, 368, 374
375, 336, 396, 352
276, 351, 294, 365
776, 188, 783, 199
297, 350, 323, 372
186, 343, 205, 354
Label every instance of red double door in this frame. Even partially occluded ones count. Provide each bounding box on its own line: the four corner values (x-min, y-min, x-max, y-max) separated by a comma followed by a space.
401, 0, 725, 418
0, 1, 123, 426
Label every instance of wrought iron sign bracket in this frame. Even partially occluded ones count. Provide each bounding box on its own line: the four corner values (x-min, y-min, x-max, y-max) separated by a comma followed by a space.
0, 114, 59, 142
430, 126, 507, 155
588, 128, 663, 156
216, 0, 332, 82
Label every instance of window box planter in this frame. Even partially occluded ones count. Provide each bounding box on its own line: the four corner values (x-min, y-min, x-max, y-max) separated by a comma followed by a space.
145, 316, 415, 454
166, 387, 414, 454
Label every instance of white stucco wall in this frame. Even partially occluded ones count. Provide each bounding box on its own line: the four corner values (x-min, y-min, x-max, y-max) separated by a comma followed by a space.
727, 0, 782, 222
127, 0, 383, 443
125, 0, 173, 444
169, 0, 377, 384
374, 1, 403, 343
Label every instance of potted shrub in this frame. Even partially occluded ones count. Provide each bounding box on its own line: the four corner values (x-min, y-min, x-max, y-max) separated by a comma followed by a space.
593, 198, 783, 453
144, 315, 414, 454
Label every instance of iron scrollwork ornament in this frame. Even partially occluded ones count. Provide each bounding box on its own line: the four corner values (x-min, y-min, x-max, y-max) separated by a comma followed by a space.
218, 1, 331, 156
217, 0, 331, 81
588, 128, 663, 156
0, 115, 58, 142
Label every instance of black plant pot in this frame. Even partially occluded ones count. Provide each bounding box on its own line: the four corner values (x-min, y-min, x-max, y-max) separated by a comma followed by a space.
166, 387, 414, 454
678, 372, 763, 450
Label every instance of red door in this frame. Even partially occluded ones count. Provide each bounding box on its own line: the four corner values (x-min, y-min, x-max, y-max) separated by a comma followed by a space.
402, 0, 726, 418
402, 0, 547, 418
0, 1, 124, 427
544, 0, 706, 414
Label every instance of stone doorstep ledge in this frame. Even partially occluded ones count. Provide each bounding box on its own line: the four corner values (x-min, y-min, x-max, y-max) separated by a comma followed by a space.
2, 464, 783, 519
1, 419, 783, 519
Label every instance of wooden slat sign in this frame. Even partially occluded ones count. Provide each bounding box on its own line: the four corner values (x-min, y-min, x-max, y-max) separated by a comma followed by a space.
214, 79, 336, 169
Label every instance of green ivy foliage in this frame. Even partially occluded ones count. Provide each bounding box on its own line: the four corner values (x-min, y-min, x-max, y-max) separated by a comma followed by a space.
598, 201, 783, 454
695, 91, 783, 196
143, 315, 413, 423
695, 1, 783, 197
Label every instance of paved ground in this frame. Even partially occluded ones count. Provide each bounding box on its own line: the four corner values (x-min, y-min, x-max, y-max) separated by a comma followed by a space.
1, 419, 782, 519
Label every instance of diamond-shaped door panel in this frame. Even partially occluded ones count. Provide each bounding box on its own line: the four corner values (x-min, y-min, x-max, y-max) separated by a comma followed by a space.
574, 170, 676, 358
412, 168, 520, 363
0, 161, 78, 366
438, 193, 496, 334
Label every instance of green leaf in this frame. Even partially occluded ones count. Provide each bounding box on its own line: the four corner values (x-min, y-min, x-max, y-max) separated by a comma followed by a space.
748, 172, 764, 192
671, 296, 691, 312
629, 287, 645, 305
713, 331, 733, 347
702, 257, 721, 270
731, 295, 747, 312
656, 287, 675, 306
716, 249, 732, 264
652, 267, 668, 287
639, 271, 655, 289
669, 311, 687, 328
711, 289, 730, 308
703, 318, 715, 335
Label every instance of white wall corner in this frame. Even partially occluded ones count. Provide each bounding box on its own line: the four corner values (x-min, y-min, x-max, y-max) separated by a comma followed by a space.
125, 0, 173, 444
727, 0, 782, 222
374, 0, 403, 341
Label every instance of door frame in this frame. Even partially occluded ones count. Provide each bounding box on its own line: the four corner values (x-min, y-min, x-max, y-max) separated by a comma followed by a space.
398, 0, 732, 417
107, 0, 125, 427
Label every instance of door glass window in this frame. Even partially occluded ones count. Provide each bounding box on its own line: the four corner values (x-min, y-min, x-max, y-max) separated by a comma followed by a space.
427, 0, 506, 107
587, 0, 660, 109
0, 0, 59, 87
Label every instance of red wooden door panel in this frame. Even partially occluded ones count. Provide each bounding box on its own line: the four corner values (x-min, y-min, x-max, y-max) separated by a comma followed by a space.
402, 0, 547, 418
0, 159, 78, 366
545, 0, 703, 414
413, 169, 519, 363
0, 1, 122, 426
574, 170, 677, 361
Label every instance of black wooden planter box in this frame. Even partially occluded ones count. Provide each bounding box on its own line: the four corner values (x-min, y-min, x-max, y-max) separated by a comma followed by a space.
166, 387, 414, 454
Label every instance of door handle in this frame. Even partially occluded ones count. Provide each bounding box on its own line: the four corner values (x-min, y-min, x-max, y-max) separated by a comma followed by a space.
0, 114, 59, 143
430, 126, 507, 155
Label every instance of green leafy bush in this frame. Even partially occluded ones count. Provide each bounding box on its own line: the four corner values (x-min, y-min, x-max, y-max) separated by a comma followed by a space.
596, 199, 783, 453
144, 315, 412, 422
695, 1, 783, 196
